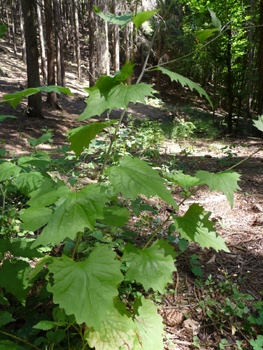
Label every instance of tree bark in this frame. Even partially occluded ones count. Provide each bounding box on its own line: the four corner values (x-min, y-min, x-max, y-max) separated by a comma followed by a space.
258, 0, 263, 116
53, 0, 65, 86
37, 0, 47, 82
10, 0, 16, 55
72, 0, 82, 80
97, 0, 110, 77
18, 0, 26, 62
21, 0, 43, 118
45, 0, 57, 107
89, 0, 96, 86
112, 0, 119, 73
247, 0, 253, 118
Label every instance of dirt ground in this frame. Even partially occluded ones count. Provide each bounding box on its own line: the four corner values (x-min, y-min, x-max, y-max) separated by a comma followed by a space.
1, 38, 263, 350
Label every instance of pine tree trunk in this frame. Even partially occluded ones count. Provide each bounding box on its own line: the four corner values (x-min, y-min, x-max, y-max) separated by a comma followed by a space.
258, 0, 263, 116
72, 0, 82, 80
112, 0, 119, 73
10, 0, 16, 55
97, 0, 110, 77
21, 0, 43, 118
37, 0, 47, 82
18, 0, 26, 62
45, 0, 58, 107
247, 0, 253, 118
53, 0, 65, 86
89, 0, 96, 87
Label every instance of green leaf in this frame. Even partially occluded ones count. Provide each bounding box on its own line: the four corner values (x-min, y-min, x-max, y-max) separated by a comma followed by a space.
0, 311, 15, 327
27, 178, 69, 208
2, 86, 74, 109
47, 247, 123, 330
0, 115, 17, 121
166, 172, 199, 190
208, 7, 222, 30
253, 115, 263, 132
134, 297, 164, 350
67, 122, 110, 158
107, 156, 178, 209
33, 320, 66, 331
250, 336, 263, 350
17, 151, 51, 167
196, 28, 218, 43
178, 238, 188, 252
0, 260, 32, 305
85, 300, 138, 350
0, 161, 21, 181
196, 170, 241, 208
14, 171, 44, 196
132, 10, 160, 29
0, 238, 44, 259
153, 67, 212, 108
20, 207, 53, 231
100, 206, 130, 226
0, 340, 22, 350
31, 183, 108, 248
122, 239, 177, 293
78, 83, 156, 121
27, 133, 53, 147
0, 23, 7, 38
93, 6, 132, 27
174, 203, 229, 252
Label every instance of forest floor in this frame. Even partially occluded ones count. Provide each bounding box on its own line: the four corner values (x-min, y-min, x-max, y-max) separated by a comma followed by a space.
1, 38, 263, 350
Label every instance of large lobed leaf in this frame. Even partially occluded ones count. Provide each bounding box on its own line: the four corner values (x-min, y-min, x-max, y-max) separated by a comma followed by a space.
67, 122, 111, 158
78, 83, 156, 121
85, 300, 138, 350
173, 203, 229, 252
30, 183, 109, 248
47, 246, 123, 330
134, 297, 164, 350
253, 115, 263, 132
122, 239, 177, 293
153, 66, 213, 108
196, 170, 241, 208
0, 260, 32, 305
107, 156, 178, 209
0, 161, 21, 181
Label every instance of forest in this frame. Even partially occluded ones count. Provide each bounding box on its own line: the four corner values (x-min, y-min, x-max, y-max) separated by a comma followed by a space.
0, 0, 263, 349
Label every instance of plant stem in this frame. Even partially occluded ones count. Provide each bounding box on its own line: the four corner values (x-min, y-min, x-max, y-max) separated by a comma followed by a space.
0, 184, 5, 216
227, 146, 263, 171
100, 109, 126, 176
71, 231, 82, 260
0, 330, 41, 350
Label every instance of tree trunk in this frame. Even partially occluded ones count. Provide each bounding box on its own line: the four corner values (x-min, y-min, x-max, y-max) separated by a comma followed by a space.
97, 0, 110, 77
226, 25, 233, 133
89, 0, 96, 86
45, 0, 57, 107
53, 0, 65, 86
37, 0, 47, 82
21, 0, 43, 118
247, 0, 253, 118
72, 0, 82, 80
258, 0, 263, 116
18, 0, 26, 62
112, 0, 119, 73
10, 0, 16, 55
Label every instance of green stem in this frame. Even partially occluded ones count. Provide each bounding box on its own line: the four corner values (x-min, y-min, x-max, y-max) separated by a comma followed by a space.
0, 184, 5, 216
226, 146, 263, 171
0, 330, 41, 350
100, 109, 126, 177
71, 232, 82, 260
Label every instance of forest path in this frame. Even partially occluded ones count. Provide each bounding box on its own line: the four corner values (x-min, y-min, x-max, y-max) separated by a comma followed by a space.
1, 39, 263, 350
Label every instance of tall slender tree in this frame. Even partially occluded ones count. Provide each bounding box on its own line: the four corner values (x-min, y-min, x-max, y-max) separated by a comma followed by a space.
72, 0, 82, 80
258, 0, 263, 116
37, 0, 47, 82
21, 0, 43, 118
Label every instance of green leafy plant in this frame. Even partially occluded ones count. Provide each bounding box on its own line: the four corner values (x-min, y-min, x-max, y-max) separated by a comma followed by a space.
1, 6, 262, 349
